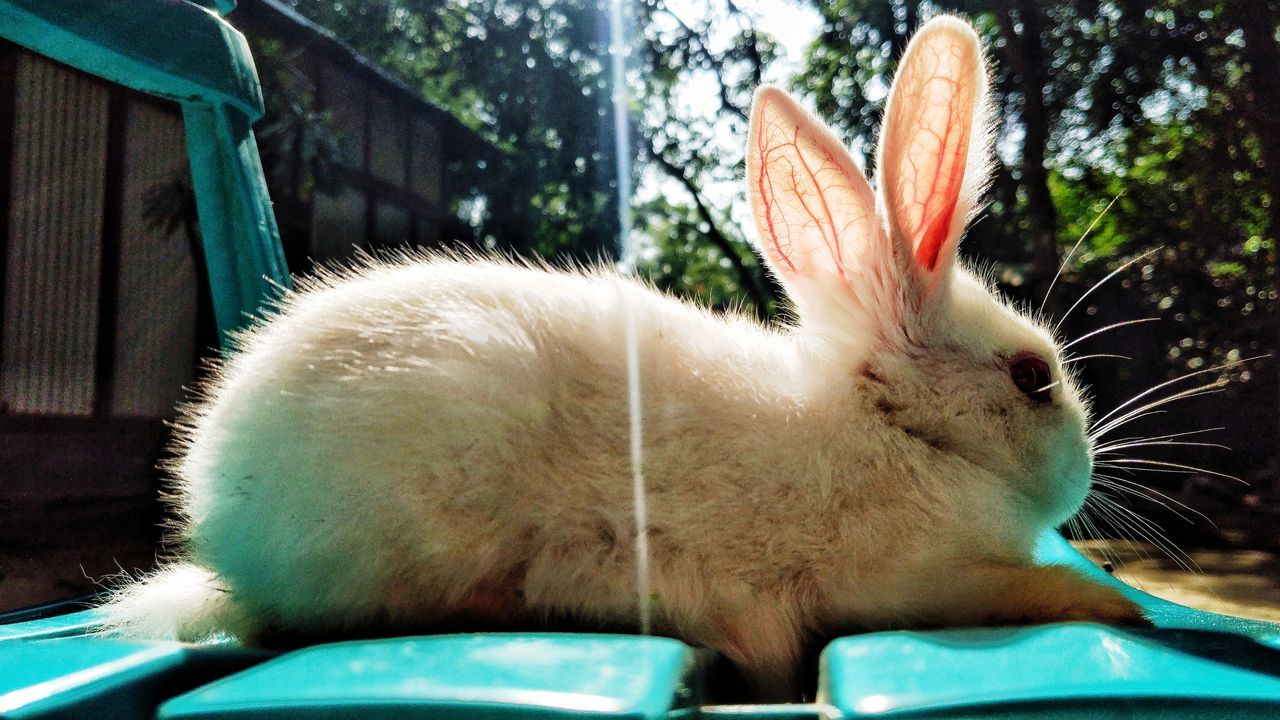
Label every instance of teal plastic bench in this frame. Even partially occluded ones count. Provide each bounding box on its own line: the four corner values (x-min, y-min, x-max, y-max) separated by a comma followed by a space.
2, 1, 1280, 718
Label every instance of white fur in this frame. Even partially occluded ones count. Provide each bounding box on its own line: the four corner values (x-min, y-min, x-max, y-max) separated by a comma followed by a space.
97, 564, 242, 642
100, 16, 1137, 699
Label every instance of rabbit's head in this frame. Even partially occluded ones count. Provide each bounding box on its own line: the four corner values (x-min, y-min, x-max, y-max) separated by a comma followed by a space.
746, 16, 1090, 531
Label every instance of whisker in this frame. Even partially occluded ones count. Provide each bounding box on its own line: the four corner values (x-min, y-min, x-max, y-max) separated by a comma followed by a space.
1093, 433, 1145, 449
1065, 514, 1080, 539
1094, 461, 1202, 478
1062, 353, 1132, 364
1094, 439, 1230, 454
1090, 356, 1265, 432
1090, 377, 1235, 441
1089, 412, 1169, 445
1034, 379, 1064, 395
1112, 411, 1167, 426
1092, 473, 1211, 525
1079, 492, 1171, 588
1097, 458, 1243, 484
1083, 490, 1160, 579
1065, 515, 1089, 565
1040, 193, 1124, 315
1055, 247, 1160, 333
1087, 506, 1188, 589
1060, 318, 1159, 352
1095, 381, 1227, 428
1097, 427, 1225, 446
1095, 494, 1229, 604
1091, 428, 1214, 451
1074, 500, 1123, 568
1092, 479, 1195, 526
1091, 390, 1225, 444
1106, 507, 1200, 575
1092, 494, 1202, 576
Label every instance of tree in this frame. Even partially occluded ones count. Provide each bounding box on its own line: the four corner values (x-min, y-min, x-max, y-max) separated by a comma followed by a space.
278, 0, 624, 261
628, 0, 785, 318
273, 0, 784, 321
1050, 2, 1277, 404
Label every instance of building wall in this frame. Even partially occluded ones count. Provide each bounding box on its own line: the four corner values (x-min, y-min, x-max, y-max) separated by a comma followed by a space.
234, 5, 451, 270
306, 54, 447, 260
0, 44, 199, 424
2, 51, 109, 416
0, 43, 196, 610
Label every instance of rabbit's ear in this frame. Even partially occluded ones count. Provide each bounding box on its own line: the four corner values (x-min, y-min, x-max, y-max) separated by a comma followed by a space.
878, 16, 991, 293
747, 86, 883, 309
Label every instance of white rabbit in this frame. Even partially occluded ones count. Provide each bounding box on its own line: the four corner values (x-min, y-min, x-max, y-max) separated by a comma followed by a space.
100, 15, 1145, 699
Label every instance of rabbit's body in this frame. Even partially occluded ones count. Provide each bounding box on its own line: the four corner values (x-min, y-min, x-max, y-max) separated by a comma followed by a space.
101, 17, 1145, 697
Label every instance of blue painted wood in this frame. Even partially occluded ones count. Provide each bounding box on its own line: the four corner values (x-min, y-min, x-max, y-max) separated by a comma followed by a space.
183, 104, 291, 340
0, 0, 261, 118
1035, 531, 1280, 640
0, 0, 290, 341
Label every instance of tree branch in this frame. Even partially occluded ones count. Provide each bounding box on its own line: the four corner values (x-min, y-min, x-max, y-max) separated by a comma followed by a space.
650, 0, 750, 121
725, 0, 763, 87
638, 125, 775, 319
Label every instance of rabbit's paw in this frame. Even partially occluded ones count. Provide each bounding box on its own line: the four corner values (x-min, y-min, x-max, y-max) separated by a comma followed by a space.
986, 564, 1153, 628
1045, 573, 1152, 627
926, 563, 1153, 629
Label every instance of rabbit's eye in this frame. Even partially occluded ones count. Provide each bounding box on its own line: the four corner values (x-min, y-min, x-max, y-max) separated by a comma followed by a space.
1009, 354, 1053, 403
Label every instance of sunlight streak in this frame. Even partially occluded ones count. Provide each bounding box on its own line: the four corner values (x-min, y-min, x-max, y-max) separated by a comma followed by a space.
609, 0, 652, 636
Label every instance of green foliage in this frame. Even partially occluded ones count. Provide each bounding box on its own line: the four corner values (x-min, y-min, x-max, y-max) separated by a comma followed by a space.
633, 195, 773, 315
626, 0, 783, 317
794, 0, 916, 166
1041, 3, 1278, 377
278, 0, 623, 262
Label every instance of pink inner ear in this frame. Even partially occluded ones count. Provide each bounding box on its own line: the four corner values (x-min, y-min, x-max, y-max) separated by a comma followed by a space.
755, 124, 842, 278
888, 31, 976, 272
751, 91, 876, 284
915, 109, 968, 271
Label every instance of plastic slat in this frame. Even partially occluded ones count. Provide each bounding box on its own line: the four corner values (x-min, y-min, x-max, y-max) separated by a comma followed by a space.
0, 637, 262, 719
821, 623, 1280, 718
158, 634, 697, 719
0, 609, 106, 643
699, 705, 838, 719
1035, 532, 1280, 641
